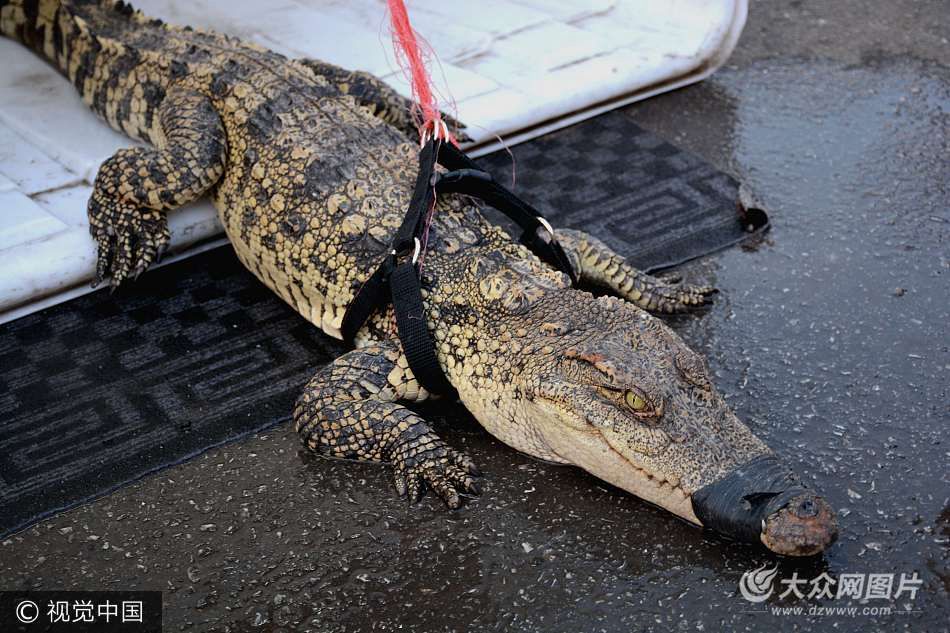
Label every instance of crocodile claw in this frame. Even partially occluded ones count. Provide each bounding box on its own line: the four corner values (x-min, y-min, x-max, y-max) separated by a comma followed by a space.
635, 277, 718, 314
88, 195, 169, 290
391, 435, 482, 510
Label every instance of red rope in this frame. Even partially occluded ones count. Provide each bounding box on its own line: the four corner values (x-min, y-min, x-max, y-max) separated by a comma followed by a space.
386, 0, 458, 146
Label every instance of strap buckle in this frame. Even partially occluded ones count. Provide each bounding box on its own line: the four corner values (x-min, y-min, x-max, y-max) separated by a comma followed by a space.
536, 216, 555, 239
391, 237, 421, 266
419, 119, 451, 147
341, 137, 576, 392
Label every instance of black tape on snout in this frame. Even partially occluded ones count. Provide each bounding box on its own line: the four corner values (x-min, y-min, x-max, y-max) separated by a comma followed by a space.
691, 454, 809, 543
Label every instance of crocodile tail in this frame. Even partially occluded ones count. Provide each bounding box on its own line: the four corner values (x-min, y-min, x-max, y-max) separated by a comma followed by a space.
2, 0, 78, 69
1, 0, 44, 48
0, 1, 144, 77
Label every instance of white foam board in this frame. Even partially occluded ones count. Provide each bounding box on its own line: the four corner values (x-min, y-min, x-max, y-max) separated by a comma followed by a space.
0, 0, 746, 323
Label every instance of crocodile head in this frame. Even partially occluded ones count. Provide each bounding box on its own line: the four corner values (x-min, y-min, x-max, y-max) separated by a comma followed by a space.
467, 292, 838, 556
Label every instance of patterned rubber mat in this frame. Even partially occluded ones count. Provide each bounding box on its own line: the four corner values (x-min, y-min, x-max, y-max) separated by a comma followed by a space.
0, 111, 766, 537
478, 111, 766, 271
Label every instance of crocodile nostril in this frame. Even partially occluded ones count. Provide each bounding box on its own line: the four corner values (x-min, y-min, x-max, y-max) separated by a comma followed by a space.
796, 497, 818, 518
760, 493, 838, 556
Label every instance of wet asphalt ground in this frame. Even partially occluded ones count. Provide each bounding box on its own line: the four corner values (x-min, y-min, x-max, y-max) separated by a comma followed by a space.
1, 1, 948, 631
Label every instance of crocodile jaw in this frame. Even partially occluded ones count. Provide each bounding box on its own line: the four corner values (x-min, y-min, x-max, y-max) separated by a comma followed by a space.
536, 415, 701, 524
529, 401, 837, 556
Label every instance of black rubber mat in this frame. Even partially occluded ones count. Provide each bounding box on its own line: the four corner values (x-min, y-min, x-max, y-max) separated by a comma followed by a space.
478, 111, 767, 272
0, 111, 766, 538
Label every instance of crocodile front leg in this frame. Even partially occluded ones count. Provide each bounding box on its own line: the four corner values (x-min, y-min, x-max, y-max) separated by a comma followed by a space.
295, 58, 471, 142
294, 341, 481, 508
557, 228, 716, 314
88, 88, 227, 288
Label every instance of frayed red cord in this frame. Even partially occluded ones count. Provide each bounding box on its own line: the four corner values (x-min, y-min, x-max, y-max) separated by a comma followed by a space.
386, 0, 459, 146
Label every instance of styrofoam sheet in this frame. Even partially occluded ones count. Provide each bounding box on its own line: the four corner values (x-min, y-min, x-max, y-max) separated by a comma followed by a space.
0, 0, 747, 323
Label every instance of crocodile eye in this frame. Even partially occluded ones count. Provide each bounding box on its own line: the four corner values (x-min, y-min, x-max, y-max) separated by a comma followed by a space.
624, 389, 651, 413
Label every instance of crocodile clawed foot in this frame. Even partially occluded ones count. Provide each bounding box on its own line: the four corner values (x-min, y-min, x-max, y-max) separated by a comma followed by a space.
391, 435, 481, 509
89, 195, 170, 289
648, 279, 718, 314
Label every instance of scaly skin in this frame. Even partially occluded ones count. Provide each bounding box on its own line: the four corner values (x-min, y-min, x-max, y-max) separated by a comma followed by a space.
3, 0, 837, 555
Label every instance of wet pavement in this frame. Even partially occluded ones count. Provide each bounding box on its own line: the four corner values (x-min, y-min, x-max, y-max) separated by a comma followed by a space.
2, 1, 949, 632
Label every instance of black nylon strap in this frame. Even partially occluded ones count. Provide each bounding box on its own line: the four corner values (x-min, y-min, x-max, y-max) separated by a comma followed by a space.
392, 140, 439, 254
390, 260, 456, 395
339, 141, 439, 343
434, 171, 577, 282
340, 139, 575, 395
339, 260, 392, 343
433, 143, 576, 282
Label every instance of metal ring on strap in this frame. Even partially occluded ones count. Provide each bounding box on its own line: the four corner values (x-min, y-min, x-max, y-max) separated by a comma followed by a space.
340, 139, 576, 394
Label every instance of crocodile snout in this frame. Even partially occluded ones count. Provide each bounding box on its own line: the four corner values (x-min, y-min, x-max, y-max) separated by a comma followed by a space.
691, 455, 838, 556
760, 492, 838, 556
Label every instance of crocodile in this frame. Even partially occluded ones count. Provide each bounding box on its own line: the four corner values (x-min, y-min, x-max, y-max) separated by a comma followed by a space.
2, 0, 838, 555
